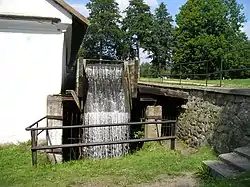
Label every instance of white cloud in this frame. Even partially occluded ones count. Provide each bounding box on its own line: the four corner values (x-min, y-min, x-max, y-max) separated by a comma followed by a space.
116, 0, 158, 12
243, 21, 250, 39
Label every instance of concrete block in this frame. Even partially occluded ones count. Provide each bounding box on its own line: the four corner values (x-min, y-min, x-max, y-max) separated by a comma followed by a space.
234, 146, 250, 160
47, 95, 63, 164
203, 160, 239, 178
144, 106, 162, 138
219, 152, 250, 172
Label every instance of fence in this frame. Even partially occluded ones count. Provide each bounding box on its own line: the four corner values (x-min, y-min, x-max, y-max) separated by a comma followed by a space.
140, 47, 250, 87
25, 116, 177, 166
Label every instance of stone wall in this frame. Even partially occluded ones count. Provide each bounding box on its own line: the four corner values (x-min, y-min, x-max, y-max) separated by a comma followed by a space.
177, 89, 250, 153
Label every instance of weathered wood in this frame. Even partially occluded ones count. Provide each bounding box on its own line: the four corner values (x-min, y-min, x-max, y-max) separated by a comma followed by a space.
123, 61, 132, 111
66, 90, 81, 110
31, 130, 37, 166
47, 115, 63, 120
76, 58, 85, 98
46, 132, 58, 164
133, 59, 139, 98
125, 60, 139, 99
139, 85, 189, 99
170, 123, 176, 150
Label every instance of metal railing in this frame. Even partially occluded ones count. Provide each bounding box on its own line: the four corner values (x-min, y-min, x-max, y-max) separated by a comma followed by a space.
140, 47, 250, 87
25, 115, 64, 166
25, 118, 177, 166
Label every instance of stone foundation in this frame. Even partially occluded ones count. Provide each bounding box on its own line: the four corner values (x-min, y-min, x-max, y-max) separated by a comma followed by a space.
177, 90, 250, 153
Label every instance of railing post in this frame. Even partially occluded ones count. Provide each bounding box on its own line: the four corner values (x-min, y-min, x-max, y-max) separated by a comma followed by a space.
219, 57, 223, 87
31, 130, 38, 166
179, 64, 182, 85
206, 60, 208, 86
170, 123, 176, 150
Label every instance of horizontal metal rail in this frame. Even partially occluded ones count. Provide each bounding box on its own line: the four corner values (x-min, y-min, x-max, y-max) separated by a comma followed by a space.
84, 59, 124, 63
26, 116, 47, 129
153, 73, 217, 77
144, 68, 250, 78
27, 118, 177, 166
31, 136, 176, 151
220, 67, 250, 73
26, 120, 176, 131
176, 59, 213, 65
26, 115, 63, 129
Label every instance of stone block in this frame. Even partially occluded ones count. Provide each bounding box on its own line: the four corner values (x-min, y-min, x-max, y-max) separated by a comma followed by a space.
144, 106, 162, 139
47, 95, 63, 164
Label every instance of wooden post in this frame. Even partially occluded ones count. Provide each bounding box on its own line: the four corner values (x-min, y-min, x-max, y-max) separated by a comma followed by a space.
76, 58, 84, 98
31, 130, 37, 166
170, 123, 176, 150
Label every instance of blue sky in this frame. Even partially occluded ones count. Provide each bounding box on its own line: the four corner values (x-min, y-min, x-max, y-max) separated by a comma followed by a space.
66, 0, 250, 37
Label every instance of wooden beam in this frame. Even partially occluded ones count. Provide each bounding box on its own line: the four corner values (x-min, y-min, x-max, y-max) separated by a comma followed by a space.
139, 85, 189, 99
66, 90, 81, 110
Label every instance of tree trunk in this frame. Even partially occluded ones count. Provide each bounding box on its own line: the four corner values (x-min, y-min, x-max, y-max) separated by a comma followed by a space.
136, 40, 140, 60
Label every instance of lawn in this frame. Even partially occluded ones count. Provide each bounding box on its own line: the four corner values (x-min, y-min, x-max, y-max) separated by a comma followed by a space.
139, 77, 250, 88
0, 142, 249, 187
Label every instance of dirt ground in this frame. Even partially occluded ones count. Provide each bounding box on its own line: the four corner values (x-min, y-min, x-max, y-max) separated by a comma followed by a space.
71, 173, 199, 187
134, 173, 199, 187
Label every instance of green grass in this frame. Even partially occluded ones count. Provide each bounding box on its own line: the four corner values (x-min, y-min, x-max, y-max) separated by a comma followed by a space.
0, 142, 249, 186
139, 77, 250, 88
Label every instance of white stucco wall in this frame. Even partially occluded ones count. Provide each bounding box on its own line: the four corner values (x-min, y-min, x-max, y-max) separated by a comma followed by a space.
0, 0, 72, 24
0, 0, 72, 143
0, 31, 64, 143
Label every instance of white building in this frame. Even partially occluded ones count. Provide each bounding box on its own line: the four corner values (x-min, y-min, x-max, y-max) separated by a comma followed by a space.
0, 0, 88, 143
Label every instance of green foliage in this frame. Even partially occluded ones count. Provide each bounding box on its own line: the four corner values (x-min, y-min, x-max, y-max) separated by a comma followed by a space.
82, 0, 122, 60
173, 0, 248, 79
134, 130, 144, 139
122, 0, 153, 59
140, 62, 171, 78
146, 3, 174, 69
78, 0, 249, 79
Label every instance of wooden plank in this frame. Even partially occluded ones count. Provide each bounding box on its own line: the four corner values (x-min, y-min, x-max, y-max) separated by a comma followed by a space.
47, 115, 63, 121
66, 90, 81, 110
76, 58, 85, 98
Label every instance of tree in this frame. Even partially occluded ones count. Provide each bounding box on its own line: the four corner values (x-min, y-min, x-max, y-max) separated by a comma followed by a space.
173, 0, 247, 79
146, 3, 174, 70
122, 0, 153, 60
82, 0, 122, 60
222, 0, 248, 78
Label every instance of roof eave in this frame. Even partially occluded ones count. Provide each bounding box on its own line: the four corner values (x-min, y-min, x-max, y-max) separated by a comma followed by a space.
52, 0, 89, 25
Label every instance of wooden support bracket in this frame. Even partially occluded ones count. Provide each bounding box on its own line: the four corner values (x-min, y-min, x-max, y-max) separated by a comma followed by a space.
66, 90, 81, 110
